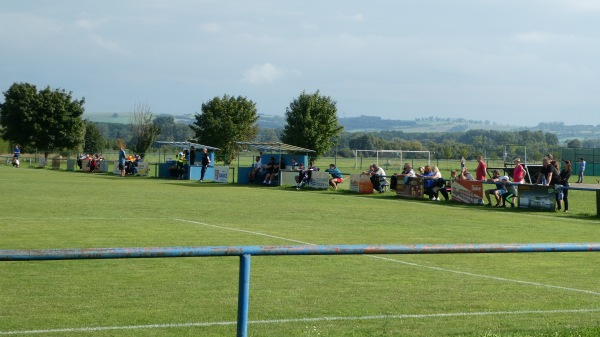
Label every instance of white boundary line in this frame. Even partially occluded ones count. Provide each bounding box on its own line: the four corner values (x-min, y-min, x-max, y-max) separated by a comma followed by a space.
369, 255, 600, 296
1, 308, 599, 335
174, 219, 312, 245
174, 218, 600, 296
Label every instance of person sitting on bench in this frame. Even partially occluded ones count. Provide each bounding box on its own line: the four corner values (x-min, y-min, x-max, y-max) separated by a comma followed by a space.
370, 164, 387, 193
296, 161, 317, 189
501, 176, 517, 208
419, 165, 436, 200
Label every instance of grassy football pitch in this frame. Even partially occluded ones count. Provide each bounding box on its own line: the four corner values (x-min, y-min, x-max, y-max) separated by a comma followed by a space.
0, 166, 599, 336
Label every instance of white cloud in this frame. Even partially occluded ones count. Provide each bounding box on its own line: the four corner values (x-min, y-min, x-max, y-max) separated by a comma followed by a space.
514, 31, 557, 43
513, 31, 596, 46
337, 12, 365, 22
0, 13, 61, 40
242, 63, 284, 84
74, 18, 100, 31
553, 0, 600, 11
90, 34, 122, 52
200, 22, 221, 33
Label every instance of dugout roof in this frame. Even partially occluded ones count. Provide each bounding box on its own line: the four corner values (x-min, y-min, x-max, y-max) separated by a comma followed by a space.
235, 142, 315, 153
154, 141, 220, 151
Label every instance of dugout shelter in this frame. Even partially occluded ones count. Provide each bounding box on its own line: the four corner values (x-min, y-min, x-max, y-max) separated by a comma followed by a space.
235, 142, 315, 185
154, 141, 221, 180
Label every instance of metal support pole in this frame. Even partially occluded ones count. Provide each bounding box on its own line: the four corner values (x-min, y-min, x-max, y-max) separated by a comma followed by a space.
596, 190, 600, 217
237, 254, 251, 337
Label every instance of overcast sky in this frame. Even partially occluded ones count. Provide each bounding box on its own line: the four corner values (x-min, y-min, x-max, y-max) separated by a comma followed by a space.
1, 0, 599, 127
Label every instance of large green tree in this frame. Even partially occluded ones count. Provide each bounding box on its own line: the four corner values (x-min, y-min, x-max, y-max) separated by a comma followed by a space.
281, 90, 343, 158
190, 95, 259, 164
0, 82, 85, 157
83, 121, 105, 154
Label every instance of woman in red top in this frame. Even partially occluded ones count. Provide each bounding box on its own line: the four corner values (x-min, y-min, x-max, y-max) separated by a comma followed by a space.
513, 158, 525, 184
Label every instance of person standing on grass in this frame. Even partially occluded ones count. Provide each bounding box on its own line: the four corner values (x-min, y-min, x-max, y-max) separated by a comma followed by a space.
200, 148, 211, 182
118, 146, 126, 177
513, 158, 525, 184
537, 157, 560, 208
13, 145, 20, 158
577, 157, 586, 183
558, 160, 572, 213
475, 155, 487, 181
189, 146, 196, 166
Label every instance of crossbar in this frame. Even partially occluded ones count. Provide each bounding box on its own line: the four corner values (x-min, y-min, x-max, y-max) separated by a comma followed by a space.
2, 243, 599, 337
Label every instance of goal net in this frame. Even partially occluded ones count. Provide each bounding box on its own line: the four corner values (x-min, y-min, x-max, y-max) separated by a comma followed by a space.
354, 150, 431, 172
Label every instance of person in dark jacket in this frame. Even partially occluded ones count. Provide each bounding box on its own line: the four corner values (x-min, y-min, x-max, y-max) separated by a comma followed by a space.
200, 148, 211, 182
558, 160, 572, 213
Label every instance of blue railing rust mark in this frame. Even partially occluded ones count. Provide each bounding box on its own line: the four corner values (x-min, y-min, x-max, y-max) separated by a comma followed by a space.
2, 243, 599, 337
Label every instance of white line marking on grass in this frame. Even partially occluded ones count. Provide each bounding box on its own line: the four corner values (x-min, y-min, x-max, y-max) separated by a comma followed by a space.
368, 255, 600, 296
174, 219, 600, 296
174, 218, 312, 245
1, 308, 599, 335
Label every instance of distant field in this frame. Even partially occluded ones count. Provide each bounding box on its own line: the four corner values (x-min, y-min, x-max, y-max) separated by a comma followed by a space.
83, 112, 134, 124
83, 112, 194, 125
0, 166, 599, 336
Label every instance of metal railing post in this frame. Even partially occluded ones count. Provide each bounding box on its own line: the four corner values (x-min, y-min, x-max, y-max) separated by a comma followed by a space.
237, 254, 251, 337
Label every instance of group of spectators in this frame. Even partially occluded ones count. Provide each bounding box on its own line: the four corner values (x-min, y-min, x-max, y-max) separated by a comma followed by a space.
247, 155, 346, 190
77, 153, 108, 173
248, 154, 287, 185
245, 153, 579, 212
534, 154, 572, 212
168, 146, 211, 180
389, 154, 575, 212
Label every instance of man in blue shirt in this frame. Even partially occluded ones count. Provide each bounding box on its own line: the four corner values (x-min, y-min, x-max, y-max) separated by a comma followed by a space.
577, 157, 586, 183
13, 145, 20, 158
118, 146, 126, 177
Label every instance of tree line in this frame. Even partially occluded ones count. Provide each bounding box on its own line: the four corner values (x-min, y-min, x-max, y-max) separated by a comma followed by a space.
0, 83, 343, 163
327, 129, 561, 161
1, 81, 591, 164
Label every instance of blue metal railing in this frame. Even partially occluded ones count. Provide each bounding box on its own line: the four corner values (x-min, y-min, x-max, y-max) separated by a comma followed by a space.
2, 243, 599, 336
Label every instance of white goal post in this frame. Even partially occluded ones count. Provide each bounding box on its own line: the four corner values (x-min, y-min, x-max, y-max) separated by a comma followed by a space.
353, 150, 431, 170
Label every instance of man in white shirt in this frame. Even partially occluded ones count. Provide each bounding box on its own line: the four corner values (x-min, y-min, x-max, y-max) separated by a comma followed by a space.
248, 156, 263, 183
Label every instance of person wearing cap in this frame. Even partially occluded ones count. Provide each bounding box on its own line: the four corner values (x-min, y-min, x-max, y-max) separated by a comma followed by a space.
558, 160, 572, 212
484, 171, 505, 206
513, 158, 525, 184
501, 176, 517, 207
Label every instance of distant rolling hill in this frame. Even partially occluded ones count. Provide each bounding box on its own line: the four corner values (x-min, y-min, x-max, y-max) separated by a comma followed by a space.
84, 112, 600, 140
